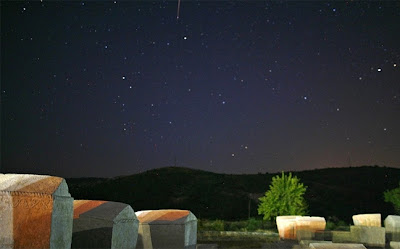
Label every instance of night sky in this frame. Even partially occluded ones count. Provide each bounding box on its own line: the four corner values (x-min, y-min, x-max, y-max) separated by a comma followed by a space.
2, 1, 400, 178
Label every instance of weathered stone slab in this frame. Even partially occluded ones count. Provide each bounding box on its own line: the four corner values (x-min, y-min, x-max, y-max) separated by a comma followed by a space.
0, 174, 73, 249
352, 213, 381, 227
350, 225, 385, 247
385, 215, 400, 242
72, 200, 138, 249
309, 243, 366, 249
135, 209, 197, 249
390, 241, 400, 249
332, 231, 356, 243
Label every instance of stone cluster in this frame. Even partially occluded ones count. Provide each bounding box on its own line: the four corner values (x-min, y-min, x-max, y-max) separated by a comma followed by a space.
0, 174, 198, 249
276, 213, 400, 249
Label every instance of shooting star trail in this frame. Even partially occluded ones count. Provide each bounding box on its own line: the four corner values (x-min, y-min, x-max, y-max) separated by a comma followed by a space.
177, 0, 181, 19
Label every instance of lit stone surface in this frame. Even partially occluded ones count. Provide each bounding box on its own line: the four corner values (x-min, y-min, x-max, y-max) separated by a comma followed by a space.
385, 215, 400, 242
276, 216, 301, 240
296, 216, 326, 231
0, 174, 73, 249
135, 209, 197, 249
309, 243, 367, 249
72, 200, 139, 249
276, 216, 326, 240
352, 213, 381, 227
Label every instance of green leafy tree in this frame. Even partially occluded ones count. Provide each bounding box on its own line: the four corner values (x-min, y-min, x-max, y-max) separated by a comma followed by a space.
258, 172, 308, 221
384, 181, 400, 214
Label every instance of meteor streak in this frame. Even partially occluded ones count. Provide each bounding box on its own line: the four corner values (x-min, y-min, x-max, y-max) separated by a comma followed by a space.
177, 0, 181, 19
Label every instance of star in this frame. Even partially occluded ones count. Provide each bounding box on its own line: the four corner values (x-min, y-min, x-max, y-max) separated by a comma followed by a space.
377, 68, 382, 72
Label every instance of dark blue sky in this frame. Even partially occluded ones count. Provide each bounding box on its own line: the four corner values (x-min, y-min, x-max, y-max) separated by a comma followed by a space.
2, 1, 400, 178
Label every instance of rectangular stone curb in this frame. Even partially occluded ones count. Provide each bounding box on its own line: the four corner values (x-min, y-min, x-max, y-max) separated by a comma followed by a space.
300, 240, 332, 246
309, 243, 367, 249
196, 244, 218, 249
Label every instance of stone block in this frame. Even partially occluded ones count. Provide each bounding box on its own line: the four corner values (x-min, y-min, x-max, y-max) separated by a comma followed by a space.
352, 213, 381, 227
276, 216, 301, 240
332, 231, 356, 243
276, 216, 326, 240
297, 230, 332, 241
0, 174, 74, 249
297, 230, 315, 241
296, 216, 326, 232
385, 215, 400, 242
390, 241, 400, 249
135, 209, 197, 249
350, 225, 385, 248
309, 243, 366, 249
72, 200, 139, 249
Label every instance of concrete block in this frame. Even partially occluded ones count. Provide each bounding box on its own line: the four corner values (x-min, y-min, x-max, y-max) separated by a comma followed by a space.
352, 213, 381, 227
350, 225, 385, 248
385, 215, 400, 242
72, 200, 139, 249
0, 174, 73, 249
390, 241, 400, 249
136, 209, 197, 249
309, 243, 366, 249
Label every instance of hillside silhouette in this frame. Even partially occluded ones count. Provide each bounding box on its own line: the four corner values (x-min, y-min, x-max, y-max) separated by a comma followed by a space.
66, 166, 400, 223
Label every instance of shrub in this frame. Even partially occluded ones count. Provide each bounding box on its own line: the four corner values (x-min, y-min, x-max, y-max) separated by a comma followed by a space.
384, 181, 400, 214
225, 220, 247, 231
325, 219, 349, 231
199, 219, 225, 231
257, 172, 308, 221
246, 217, 261, 231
